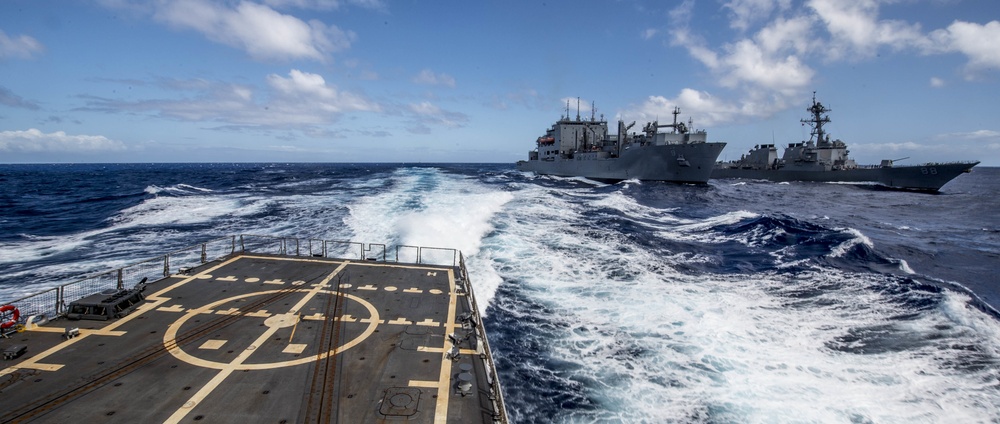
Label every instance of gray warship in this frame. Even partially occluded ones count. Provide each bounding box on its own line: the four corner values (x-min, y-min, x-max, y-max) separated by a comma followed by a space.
516, 101, 726, 183
0, 235, 507, 423
713, 93, 979, 191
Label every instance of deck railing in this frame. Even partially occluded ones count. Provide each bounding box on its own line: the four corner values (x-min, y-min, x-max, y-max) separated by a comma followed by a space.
458, 252, 509, 423
2, 235, 459, 325
1, 234, 506, 422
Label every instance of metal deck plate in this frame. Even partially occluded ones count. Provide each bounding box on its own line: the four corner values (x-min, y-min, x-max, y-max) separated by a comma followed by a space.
0, 254, 502, 423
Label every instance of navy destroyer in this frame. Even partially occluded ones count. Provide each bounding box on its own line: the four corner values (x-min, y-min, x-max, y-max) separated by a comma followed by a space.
0, 235, 507, 423
713, 93, 979, 191
517, 101, 726, 183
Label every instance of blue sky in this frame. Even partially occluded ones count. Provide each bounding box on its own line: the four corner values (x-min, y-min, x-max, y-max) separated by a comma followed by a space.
1, 0, 998, 165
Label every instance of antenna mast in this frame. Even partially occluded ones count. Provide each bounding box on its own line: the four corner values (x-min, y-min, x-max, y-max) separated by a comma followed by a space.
801, 91, 831, 145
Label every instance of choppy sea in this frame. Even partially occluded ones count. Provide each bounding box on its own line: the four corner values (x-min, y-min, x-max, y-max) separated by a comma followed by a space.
1, 163, 998, 423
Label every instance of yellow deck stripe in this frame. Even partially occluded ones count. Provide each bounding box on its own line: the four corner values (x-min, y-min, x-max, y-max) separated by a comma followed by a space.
164, 260, 349, 423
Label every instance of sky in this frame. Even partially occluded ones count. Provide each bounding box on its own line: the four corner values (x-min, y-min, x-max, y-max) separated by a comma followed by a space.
1, 0, 998, 165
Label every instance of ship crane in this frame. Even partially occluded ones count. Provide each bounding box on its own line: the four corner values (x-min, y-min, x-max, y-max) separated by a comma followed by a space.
643, 107, 690, 136
616, 120, 636, 156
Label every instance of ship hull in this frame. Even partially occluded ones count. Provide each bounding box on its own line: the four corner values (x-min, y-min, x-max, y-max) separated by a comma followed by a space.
518, 142, 726, 183
712, 162, 979, 191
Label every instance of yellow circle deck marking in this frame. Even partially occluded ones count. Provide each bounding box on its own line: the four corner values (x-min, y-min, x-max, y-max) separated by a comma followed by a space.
245, 277, 260, 283
263, 313, 299, 328
384, 286, 397, 291
164, 289, 379, 370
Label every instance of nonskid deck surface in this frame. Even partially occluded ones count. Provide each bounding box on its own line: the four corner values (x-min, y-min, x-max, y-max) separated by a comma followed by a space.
0, 254, 501, 423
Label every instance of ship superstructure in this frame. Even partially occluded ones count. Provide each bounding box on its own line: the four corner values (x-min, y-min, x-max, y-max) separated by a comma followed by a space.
713, 93, 978, 191
517, 100, 726, 183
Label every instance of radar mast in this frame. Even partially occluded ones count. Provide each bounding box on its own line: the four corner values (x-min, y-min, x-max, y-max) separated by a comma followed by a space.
801, 91, 831, 146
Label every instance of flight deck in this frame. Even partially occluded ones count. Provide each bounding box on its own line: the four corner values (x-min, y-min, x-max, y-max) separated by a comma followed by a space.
0, 237, 506, 423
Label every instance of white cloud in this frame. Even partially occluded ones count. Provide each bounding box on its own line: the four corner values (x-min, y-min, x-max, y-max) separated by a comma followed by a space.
756, 15, 815, 56
154, 0, 355, 61
0, 129, 126, 152
641, 28, 658, 40
267, 69, 379, 114
0, 30, 44, 59
724, 0, 791, 32
719, 39, 814, 95
619, 89, 751, 128
83, 69, 379, 128
808, 0, 924, 60
413, 69, 456, 88
926, 20, 1000, 75
667, 4, 814, 121
559, 97, 599, 118
664, 1, 1000, 128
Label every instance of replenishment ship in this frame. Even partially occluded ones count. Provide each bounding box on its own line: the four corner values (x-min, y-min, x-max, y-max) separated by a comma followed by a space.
0, 235, 507, 423
517, 101, 726, 183
712, 93, 979, 191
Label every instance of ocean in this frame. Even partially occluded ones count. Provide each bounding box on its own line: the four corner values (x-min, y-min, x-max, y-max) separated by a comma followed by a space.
1, 163, 998, 423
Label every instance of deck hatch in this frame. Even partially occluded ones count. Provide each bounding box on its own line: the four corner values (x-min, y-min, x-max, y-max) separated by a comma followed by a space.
379, 387, 422, 417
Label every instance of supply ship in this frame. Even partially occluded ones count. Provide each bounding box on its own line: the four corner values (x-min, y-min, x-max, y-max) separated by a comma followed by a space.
517, 101, 726, 183
0, 235, 507, 423
712, 93, 979, 191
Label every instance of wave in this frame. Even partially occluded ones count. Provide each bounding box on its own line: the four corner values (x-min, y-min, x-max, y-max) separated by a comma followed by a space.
828, 227, 875, 258
3, 163, 998, 422
475, 175, 1000, 422
485, 183, 1000, 422
144, 184, 214, 196
340, 167, 512, 311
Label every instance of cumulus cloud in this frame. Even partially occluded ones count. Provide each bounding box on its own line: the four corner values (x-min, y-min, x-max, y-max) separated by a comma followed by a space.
796, 1, 998, 73
619, 89, 760, 128
267, 69, 379, 114
413, 69, 456, 88
667, 2, 814, 121
808, 0, 926, 61
0, 129, 126, 152
662, 0, 1000, 127
83, 69, 379, 128
724, 0, 792, 32
153, 0, 355, 61
926, 20, 1000, 76
718, 39, 814, 95
0, 30, 44, 59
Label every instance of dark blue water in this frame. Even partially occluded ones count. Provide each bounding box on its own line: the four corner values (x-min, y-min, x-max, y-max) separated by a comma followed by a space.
1, 163, 998, 422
